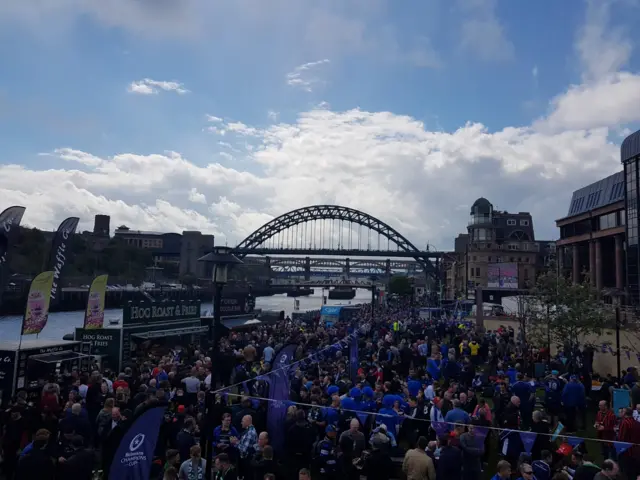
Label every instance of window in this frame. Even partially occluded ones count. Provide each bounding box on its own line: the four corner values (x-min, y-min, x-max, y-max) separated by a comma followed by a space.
470, 268, 474, 277
599, 212, 617, 230
488, 256, 492, 262
507, 219, 516, 226
586, 190, 602, 209
472, 256, 477, 261
610, 182, 624, 201
520, 219, 530, 226
524, 269, 529, 280
475, 267, 480, 277
524, 257, 529, 262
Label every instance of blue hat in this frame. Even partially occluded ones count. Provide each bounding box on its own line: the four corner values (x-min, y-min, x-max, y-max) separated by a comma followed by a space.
362, 386, 374, 398
551, 370, 559, 375
350, 387, 362, 399
305, 381, 313, 391
325, 424, 337, 433
570, 375, 578, 381
327, 385, 340, 395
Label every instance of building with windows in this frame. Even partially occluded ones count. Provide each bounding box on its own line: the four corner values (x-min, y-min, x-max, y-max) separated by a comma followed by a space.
622, 129, 640, 304
556, 171, 625, 293
444, 198, 553, 300
113, 225, 214, 280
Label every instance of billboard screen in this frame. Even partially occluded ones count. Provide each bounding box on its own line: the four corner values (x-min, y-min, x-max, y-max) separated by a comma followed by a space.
487, 262, 518, 289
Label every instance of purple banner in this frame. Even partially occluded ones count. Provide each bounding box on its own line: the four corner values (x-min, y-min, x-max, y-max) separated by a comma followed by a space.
350, 333, 359, 384
432, 421, 447, 437
267, 343, 298, 453
108, 404, 167, 480
520, 431, 537, 454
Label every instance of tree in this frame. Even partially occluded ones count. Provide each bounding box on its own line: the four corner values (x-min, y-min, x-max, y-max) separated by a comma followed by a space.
528, 267, 606, 366
389, 275, 412, 296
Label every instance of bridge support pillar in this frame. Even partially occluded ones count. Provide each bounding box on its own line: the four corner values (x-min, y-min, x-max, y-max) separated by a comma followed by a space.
305, 257, 311, 281
265, 256, 273, 281
345, 258, 350, 277
385, 259, 391, 277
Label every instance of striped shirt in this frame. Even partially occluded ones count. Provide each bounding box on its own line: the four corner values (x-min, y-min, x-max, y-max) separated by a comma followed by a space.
595, 409, 616, 442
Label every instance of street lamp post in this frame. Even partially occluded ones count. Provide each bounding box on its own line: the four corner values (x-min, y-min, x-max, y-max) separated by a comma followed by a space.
197, 246, 243, 480
603, 288, 626, 381
370, 275, 377, 323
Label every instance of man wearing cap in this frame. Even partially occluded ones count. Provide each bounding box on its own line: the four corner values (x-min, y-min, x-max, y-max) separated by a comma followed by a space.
313, 425, 339, 479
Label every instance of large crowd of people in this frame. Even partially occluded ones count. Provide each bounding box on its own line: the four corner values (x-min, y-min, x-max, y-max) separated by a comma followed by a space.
1, 296, 640, 480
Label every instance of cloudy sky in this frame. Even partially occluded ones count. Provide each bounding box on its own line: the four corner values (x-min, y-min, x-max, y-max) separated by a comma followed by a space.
1, 0, 639, 250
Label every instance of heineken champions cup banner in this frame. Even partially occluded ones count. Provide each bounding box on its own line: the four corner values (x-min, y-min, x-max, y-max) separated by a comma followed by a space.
108, 404, 167, 480
0, 206, 26, 304
84, 274, 108, 330
21, 271, 55, 335
47, 216, 79, 307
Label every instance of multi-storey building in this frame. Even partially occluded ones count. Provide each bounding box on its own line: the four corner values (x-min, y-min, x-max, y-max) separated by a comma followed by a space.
556, 171, 625, 293
445, 198, 554, 300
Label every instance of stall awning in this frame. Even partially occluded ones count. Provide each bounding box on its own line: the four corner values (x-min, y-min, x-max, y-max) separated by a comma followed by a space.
131, 326, 208, 340
30, 351, 94, 364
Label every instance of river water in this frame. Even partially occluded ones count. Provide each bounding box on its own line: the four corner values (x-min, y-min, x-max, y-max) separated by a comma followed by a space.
0, 289, 373, 342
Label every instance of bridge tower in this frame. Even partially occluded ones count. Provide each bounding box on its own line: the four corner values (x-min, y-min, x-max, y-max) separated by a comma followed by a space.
265, 256, 273, 280
344, 258, 350, 276
305, 256, 311, 281
385, 259, 391, 277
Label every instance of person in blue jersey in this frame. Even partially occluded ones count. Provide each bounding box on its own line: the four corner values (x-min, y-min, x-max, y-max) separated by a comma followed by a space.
427, 352, 442, 381
361, 386, 377, 412
506, 365, 519, 384
323, 395, 341, 427
377, 395, 401, 437
544, 370, 565, 425
444, 399, 470, 432
511, 373, 536, 429
561, 375, 586, 433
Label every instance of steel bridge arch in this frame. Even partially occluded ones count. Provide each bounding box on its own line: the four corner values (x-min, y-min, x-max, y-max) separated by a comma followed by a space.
234, 205, 434, 273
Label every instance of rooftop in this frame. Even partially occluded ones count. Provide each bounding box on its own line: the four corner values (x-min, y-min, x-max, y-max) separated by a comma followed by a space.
561, 171, 624, 219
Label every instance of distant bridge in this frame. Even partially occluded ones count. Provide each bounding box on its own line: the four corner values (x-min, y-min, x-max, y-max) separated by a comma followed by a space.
279, 280, 379, 288
270, 271, 409, 279
242, 256, 422, 273
231, 205, 444, 279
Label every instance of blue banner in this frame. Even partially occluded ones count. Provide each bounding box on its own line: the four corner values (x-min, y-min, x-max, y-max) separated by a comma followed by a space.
520, 431, 537, 454
267, 343, 298, 453
350, 333, 359, 384
614, 442, 632, 455
108, 404, 167, 480
612, 389, 631, 416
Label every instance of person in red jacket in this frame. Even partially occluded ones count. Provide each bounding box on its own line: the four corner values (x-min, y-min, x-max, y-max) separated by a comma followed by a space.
618, 407, 640, 479
595, 400, 616, 459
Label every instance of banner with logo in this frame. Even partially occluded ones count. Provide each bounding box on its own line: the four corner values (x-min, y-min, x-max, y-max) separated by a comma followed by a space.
267, 343, 298, 453
47, 217, 79, 306
0, 206, 27, 304
21, 271, 55, 335
84, 274, 108, 329
108, 404, 167, 480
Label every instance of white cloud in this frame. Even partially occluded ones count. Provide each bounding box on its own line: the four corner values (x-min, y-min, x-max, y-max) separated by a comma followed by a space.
268, 110, 279, 122
2, 0, 640, 250
286, 59, 330, 92
532, 65, 538, 78
536, 0, 640, 132
456, 0, 515, 62
188, 187, 207, 204
127, 78, 189, 95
